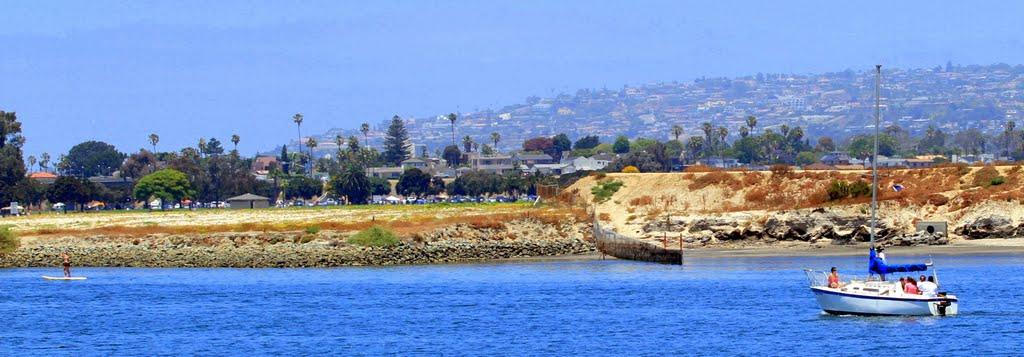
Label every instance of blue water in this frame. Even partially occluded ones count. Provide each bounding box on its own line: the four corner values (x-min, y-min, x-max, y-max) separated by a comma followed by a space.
3, 254, 1023, 355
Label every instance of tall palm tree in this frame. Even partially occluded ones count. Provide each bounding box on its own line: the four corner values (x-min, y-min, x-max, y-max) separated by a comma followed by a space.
700, 122, 714, 158
231, 134, 240, 152
306, 137, 317, 174
490, 132, 501, 151
360, 122, 370, 147
716, 126, 729, 160
40, 152, 50, 172
739, 126, 749, 138
746, 116, 758, 135
447, 113, 458, 146
148, 133, 160, 153
198, 138, 207, 158
1005, 121, 1016, 157
671, 124, 684, 142
27, 155, 36, 172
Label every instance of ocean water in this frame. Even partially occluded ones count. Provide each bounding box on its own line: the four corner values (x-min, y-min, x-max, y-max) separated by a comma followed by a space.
2, 253, 1023, 355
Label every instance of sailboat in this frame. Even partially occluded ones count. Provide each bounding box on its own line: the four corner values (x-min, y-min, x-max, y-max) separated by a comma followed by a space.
804, 65, 959, 316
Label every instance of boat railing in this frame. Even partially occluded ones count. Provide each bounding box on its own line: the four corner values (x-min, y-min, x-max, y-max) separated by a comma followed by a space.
803, 269, 828, 287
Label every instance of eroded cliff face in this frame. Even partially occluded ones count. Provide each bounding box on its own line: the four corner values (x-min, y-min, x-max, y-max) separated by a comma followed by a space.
570, 168, 1024, 247
0, 219, 595, 268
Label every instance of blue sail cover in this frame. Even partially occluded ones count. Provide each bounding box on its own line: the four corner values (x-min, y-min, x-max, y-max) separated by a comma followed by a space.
868, 248, 928, 276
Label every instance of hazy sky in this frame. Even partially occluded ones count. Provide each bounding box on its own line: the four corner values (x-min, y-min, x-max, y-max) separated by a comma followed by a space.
3, 0, 1024, 158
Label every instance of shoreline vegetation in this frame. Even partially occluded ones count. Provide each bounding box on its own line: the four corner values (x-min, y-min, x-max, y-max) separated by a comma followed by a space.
0, 203, 597, 268
7, 164, 1024, 267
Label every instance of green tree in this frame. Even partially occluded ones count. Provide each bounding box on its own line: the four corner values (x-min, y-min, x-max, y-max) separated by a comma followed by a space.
383, 115, 411, 166
462, 135, 474, 153
369, 176, 391, 196
330, 164, 371, 204
285, 175, 323, 199
816, 136, 836, 152
671, 125, 684, 142
612, 135, 630, 154
132, 169, 195, 209
60, 141, 125, 178
746, 116, 758, 135
847, 134, 898, 159
47, 176, 97, 211
360, 122, 371, 147
149, 133, 160, 152
573, 135, 600, 150
443, 145, 462, 167
120, 150, 159, 180
490, 132, 501, 151
447, 113, 458, 146
205, 137, 224, 156
396, 168, 431, 197
551, 133, 572, 161
231, 134, 240, 152
795, 151, 818, 166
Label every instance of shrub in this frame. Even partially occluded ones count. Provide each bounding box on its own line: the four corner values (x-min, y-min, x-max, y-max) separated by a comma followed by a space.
689, 171, 737, 190
304, 225, 321, 234
684, 165, 716, 173
769, 164, 793, 179
621, 165, 640, 173
848, 180, 871, 197
826, 179, 871, 201
926, 194, 949, 206
598, 213, 611, 222
970, 165, 1000, 187
991, 176, 1006, 186
629, 195, 653, 206
826, 180, 850, 201
590, 171, 607, 180
348, 226, 400, 247
591, 180, 624, 203
0, 226, 18, 254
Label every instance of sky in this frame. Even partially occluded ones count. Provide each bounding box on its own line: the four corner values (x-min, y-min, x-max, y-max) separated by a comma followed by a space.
3, 0, 1024, 158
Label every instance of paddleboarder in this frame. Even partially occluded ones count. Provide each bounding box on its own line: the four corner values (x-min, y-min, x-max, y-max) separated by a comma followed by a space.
61, 251, 72, 277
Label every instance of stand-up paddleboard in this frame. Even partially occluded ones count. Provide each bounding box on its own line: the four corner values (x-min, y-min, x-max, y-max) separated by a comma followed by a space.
42, 276, 86, 281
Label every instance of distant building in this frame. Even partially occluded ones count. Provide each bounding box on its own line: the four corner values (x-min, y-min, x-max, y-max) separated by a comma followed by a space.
514, 153, 554, 167
466, 153, 515, 174
698, 157, 741, 169
366, 167, 404, 179
227, 193, 271, 209
820, 152, 851, 166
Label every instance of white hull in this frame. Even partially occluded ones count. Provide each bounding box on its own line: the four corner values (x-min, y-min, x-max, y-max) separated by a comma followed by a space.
811, 287, 958, 316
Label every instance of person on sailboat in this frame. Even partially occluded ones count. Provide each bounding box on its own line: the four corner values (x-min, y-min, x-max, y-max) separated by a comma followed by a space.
828, 267, 843, 288
919, 276, 938, 297
904, 277, 919, 294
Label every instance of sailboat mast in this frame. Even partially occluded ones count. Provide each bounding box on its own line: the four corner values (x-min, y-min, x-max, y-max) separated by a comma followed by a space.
870, 65, 881, 248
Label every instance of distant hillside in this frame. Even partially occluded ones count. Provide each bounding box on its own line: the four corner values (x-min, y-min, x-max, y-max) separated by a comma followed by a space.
300, 63, 1024, 155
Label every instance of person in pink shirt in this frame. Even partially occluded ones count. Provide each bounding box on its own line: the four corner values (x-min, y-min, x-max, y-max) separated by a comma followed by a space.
904, 277, 919, 294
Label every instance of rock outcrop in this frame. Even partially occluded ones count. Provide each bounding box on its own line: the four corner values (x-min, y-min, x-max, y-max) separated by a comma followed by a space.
0, 219, 596, 268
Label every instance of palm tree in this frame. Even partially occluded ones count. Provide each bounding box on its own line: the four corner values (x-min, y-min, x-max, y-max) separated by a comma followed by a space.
27, 155, 36, 172
447, 113, 458, 146
739, 126, 749, 138
148, 133, 160, 153
716, 126, 729, 160
671, 124, 684, 142
40, 152, 50, 172
1005, 121, 1016, 157
360, 122, 370, 147
306, 137, 318, 174
462, 135, 473, 153
746, 116, 757, 135
231, 134, 240, 152
490, 132, 501, 151
700, 122, 714, 158
198, 138, 207, 158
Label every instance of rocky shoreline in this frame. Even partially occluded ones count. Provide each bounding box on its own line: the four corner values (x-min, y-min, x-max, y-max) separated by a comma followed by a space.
0, 219, 596, 268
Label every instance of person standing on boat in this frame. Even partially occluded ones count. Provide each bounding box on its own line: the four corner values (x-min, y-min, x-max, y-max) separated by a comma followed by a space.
61, 252, 72, 277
